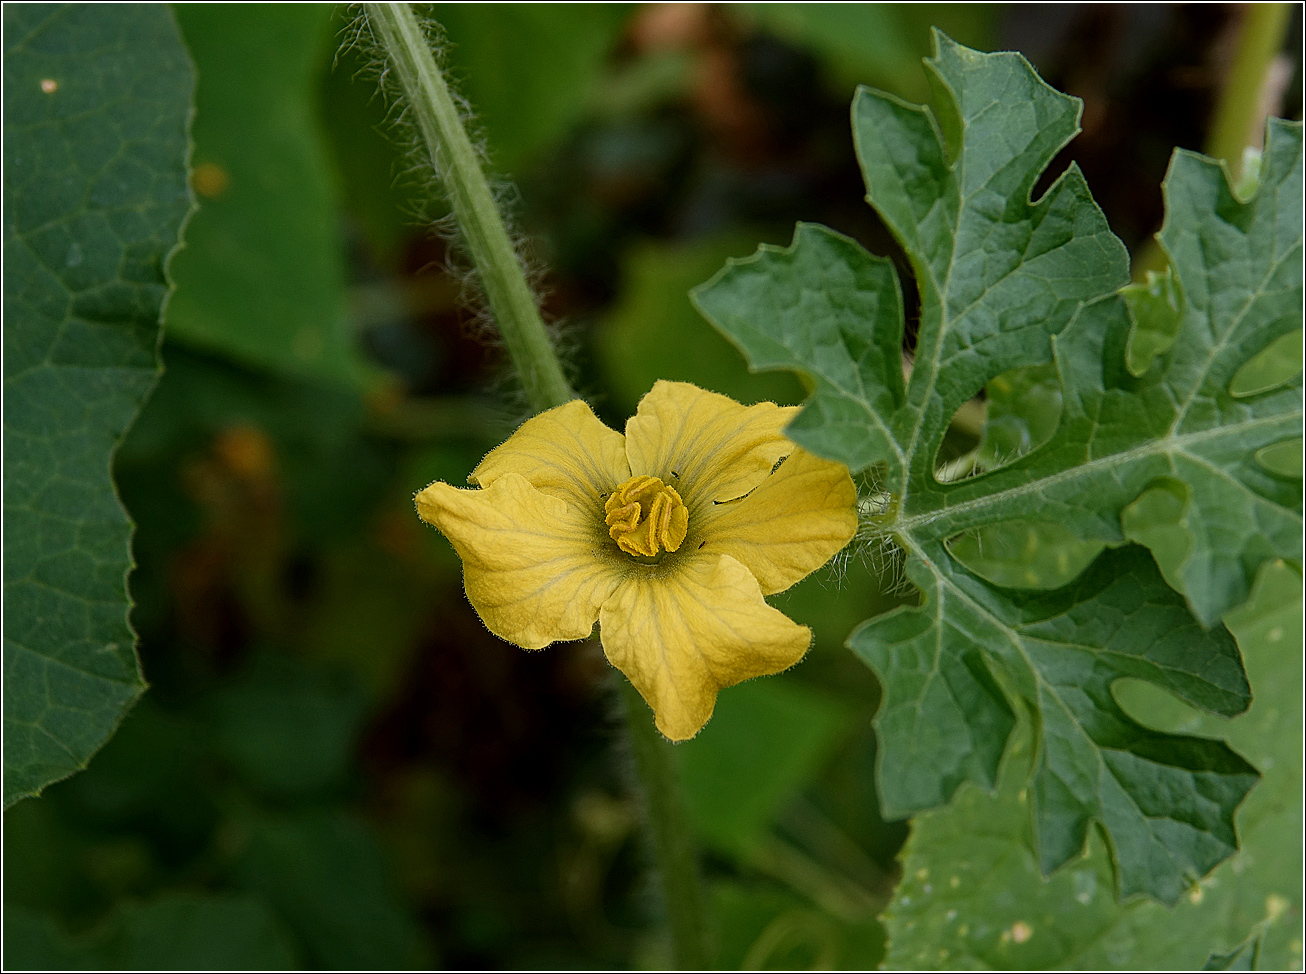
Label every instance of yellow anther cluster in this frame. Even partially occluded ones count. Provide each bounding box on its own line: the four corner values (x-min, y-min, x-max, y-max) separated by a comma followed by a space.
604, 474, 689, 558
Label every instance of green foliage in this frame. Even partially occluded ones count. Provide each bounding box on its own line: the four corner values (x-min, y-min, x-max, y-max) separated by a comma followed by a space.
1229, 327, 1302, 398
974, 363, 1062, 470
2, 680, 429, 970
7, 6, 1299, 970
881, 560, 1303, 970
595, 237, 806, 415
5, 895, 298, 970
166, 4, 376, 389
694, 33, 1303, 904
235, 809, 432, 969
679, 680, 851, 857
944, 520, 1104, 591
432, 4, 630, 173
209, 652, 368, 797
747, 3, 995, 101
1204, 936, 1261, 971
711, 880, 886, 970
3, 4, 193, 806
1122, 268, 1182, 377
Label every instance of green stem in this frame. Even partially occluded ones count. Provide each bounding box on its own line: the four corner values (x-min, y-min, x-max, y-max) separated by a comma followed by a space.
619, 679, 711, 969
365, 2, 573, 413
1204, 2, 1292, 174
1134, 3, 1292, 279
366, 6, 710, 966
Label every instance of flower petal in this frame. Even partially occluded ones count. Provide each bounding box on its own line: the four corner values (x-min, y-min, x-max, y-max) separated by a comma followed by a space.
624, 381, 799, 508
698, 448, 857, 595
472, 399, 629, 511
598, 553, 811, 740
416, 473, 623, 648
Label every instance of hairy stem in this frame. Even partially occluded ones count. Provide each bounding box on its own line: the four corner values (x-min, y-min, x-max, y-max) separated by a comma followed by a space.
366, 5, 709, 966
619, 679, 711, 969
365, 1, 572, 413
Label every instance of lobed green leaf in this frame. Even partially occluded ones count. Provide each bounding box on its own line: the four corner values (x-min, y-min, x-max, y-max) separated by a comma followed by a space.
693, 32, 1302, 903
881, 560, 1302, 969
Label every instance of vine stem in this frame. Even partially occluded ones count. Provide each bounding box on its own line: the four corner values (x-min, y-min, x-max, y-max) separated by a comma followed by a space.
1133, 3, 1292, 279
364, 4, 710, 967
365, 1, 572, 412
618, 678, 711, 969
1203, 2, 1293, 176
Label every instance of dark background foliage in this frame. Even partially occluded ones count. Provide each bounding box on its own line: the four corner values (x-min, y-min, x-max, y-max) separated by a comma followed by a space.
5, 4, 1301, 969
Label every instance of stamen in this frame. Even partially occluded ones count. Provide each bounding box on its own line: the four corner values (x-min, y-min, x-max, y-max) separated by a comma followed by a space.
604, 475, 689, 558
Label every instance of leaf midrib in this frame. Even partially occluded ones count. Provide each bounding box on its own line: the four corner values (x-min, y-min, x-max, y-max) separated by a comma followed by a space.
894, 136, 1109, 514
893, 408, 1302, 537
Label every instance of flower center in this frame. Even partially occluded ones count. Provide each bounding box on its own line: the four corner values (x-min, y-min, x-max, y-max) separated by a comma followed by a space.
604, 475, 689, 558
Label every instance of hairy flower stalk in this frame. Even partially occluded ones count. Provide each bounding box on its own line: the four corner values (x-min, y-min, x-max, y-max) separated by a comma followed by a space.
364, 1, 572, 412
365, 5, 727, 965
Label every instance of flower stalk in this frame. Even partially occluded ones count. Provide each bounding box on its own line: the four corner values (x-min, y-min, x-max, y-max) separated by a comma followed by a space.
1204, 2, 1293, 178
619, 678, 711, 969
365, 4, 710, 965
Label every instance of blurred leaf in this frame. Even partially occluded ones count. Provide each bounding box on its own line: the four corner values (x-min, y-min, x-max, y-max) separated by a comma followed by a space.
3, 3, 193, 806
977, 363, 1062, 469
800, 721, 910, 877
99, 894, 298, 969
882, 560, 1303, 969
56, 700, 217, 859
746, 3, 995, 101
678, 679, 851, 857
210, 652, 367, 797
433, 3, 631, 172
3, 795, 87, 918
322, 8, 423, 263
302, 545, 434, 702
1123, 267, 1182, 377
168, 5, 377, 389
4, 894, 298, 970
117, 344, 390, 547
1203, 934, 1260, 970
712, 881, 885, 970
596, 237, 805, 417
3, 906, 88, 969
234, 809, 431, 969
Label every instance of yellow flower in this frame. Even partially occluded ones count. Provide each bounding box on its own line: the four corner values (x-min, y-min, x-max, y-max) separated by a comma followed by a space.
415, 381, 857, 740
